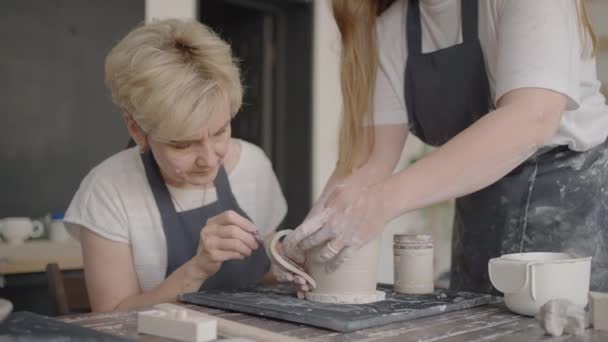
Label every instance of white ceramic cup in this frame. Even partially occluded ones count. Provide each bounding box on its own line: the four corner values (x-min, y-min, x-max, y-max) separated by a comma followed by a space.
49, 220, 71, 242
0, 217, 45, 244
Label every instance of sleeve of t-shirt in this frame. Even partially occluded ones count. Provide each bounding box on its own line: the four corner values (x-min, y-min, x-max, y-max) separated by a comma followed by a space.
373, 0, 409, 125
64, 170, 130, 244
495, 0, 582, 110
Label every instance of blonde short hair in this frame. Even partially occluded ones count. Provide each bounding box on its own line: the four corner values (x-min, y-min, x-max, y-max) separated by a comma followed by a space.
105, 19, 242, 142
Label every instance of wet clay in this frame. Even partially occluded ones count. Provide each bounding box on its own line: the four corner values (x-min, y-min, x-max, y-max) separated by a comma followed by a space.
304, 237, 385, 304
270, 231, 384, 304
269, 231, 316, 289
536, 299, 589, 337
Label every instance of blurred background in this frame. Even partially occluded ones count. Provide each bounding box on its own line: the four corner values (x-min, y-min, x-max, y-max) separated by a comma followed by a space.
1, 0, 607, 316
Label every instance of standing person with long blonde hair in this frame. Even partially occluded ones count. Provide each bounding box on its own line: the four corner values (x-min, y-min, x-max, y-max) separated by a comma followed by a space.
275, 0, 608, 294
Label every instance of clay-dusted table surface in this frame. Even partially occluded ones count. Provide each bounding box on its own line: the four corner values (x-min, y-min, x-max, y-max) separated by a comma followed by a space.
60, 302, 608, 341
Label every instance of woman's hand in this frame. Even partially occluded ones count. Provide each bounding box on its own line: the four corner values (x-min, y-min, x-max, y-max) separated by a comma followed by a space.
284, 179, 391, 273
192, 210, 260, 278
265, 239, 311, 298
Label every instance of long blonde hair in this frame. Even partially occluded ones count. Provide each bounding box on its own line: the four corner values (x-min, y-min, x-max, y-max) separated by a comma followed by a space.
332, 0, 598, 177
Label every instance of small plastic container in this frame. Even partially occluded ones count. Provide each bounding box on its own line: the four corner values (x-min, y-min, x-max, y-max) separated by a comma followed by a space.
49, 213, 71, 242
393, 234, 434, 294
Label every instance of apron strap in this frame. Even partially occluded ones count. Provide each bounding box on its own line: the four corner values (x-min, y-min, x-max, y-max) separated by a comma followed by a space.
214, 165, 236, 209
142, 151, 228, 226
406, 0, 423, 56
461, 0, 479, 43
141, 150, 182, 229
407, 0, 479, 56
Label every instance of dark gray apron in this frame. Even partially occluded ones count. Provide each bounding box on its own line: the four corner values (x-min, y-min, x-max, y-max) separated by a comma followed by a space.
403, 0, 608, 293
141, 150, 270, 290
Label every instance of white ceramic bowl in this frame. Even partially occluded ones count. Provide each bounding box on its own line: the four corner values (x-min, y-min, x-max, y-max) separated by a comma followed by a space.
488, 252, 591, 316
0, 298, 12, 321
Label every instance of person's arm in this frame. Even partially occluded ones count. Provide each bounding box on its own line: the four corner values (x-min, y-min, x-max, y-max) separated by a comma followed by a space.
282, 124, 407, 263
381, 87, 566, 220
81, 229, 209, 312
82, 210, 259, 312
295, 87, 566, 271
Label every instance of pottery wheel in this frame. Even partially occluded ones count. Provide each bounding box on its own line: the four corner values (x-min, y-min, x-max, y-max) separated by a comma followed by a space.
305, 290, 386, 304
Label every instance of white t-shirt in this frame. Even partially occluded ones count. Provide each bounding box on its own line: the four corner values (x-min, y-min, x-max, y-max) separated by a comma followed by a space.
374, 0, 608, 151
64, 139, 287, 291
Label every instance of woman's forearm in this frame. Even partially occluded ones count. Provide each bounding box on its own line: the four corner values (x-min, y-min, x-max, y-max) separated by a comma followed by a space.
380, 90, 565, 221
114, 259, 208, 311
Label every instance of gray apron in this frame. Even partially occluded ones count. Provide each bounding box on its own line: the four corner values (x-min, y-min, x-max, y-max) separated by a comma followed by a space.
141, 150, 270, 290
403, 0, 608, 293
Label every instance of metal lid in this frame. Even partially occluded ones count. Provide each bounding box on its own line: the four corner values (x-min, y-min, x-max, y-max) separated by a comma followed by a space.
393, 234, 433, 244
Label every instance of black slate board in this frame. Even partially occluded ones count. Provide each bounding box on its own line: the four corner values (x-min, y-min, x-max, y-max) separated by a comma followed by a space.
180, 284, 494, 332
0, 311, 132, 341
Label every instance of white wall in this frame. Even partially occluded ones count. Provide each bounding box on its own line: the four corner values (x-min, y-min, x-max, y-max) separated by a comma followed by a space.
145, 0, 197, 22
589, 0, 608, 96
312, 1, 341, 199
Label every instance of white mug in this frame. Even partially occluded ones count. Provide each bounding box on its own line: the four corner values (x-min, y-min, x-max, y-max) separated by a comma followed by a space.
0, 217, 45, 244
49, 220, 71, 242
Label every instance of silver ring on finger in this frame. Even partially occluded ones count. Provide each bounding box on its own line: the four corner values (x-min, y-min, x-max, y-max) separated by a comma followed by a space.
326, 241, 340, 255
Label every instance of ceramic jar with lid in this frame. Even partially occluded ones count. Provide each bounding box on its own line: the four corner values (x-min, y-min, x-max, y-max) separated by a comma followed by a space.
393, 234, 434, 294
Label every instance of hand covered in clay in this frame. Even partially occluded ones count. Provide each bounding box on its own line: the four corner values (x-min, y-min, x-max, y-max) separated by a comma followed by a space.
192, 210, 259, 278
281, 200, 331, 265
265, 237, 310, 297
284, 180, 391, 272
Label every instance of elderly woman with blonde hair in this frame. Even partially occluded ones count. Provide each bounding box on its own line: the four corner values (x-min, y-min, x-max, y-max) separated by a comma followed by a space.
64, 19, 287, 312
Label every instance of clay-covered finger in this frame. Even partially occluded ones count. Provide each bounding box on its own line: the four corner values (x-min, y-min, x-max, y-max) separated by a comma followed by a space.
316, 238, 346, 263
204, 250, 245, 263
284, 244, 306, 265
298, 218, 335, 251
283, 210, 329, 254
293, 275, 306, 285
271, 264, 294, 282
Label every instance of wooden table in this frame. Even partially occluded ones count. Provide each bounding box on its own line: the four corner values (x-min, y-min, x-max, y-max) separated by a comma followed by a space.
60, 302, 608, 341
0, 240, 83, 275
